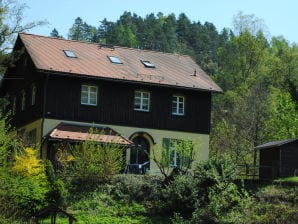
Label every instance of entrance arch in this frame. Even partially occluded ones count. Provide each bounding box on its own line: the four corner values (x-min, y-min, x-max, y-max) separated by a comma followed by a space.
130, 136, 149, 164
129, 132, 154, 165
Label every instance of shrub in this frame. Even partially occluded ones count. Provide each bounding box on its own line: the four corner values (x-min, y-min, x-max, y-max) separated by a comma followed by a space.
162, 175, 195, 218
243, 202, 298, 224
7, 148, 49, 217
57, 139, 125, 191
193, 155, 238, 203
45, 160, 68, 206
110, 174, 164, 203
191, 182, 251, 223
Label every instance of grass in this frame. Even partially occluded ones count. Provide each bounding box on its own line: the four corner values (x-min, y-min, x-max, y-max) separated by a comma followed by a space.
39, 190, 171, 224
274, 176, 298, 185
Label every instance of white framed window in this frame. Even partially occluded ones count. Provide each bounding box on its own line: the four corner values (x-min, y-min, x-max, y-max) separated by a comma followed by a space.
81, 85, 98, 106
21, 90, 26, 111
12, 96, 16, 115
31, 84, 36, 105
172, 95, 185, 115
134, 90, 150, 112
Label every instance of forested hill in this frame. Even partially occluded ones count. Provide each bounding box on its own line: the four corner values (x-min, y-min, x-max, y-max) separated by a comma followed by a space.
51, 12, 298, 167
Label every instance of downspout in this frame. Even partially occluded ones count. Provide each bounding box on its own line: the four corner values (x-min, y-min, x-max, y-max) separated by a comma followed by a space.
279, 147, 282, 178
40, 74, 49, 156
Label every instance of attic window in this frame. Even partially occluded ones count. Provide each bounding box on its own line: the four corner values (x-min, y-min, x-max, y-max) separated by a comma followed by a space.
108, 56, 122, 64
63, 50, 77, 58
141, 60, 155, 68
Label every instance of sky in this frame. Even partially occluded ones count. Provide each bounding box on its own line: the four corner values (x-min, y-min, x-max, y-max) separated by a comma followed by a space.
20, 0, 298, 44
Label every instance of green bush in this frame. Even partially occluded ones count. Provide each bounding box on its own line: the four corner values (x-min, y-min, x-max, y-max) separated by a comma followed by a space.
0, 148, 50, 219
68, 189, 170, 224
256, 185, 297, 204
239, 185, 298, 224
45, 160, 68, 206
110, 174, 164, 203
169, 156, 251, 223
193, 155, 239, 204
0, 169, 49, 218
56, 139, 125, 192
243, 202, 298, 224
162, 175, 195, 217
191, 182, 251, 223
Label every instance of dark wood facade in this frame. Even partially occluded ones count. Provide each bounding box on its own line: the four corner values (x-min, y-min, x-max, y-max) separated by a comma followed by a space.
43, 74, 211, 134
258, 139, 298, 179
1, 50, 44, 127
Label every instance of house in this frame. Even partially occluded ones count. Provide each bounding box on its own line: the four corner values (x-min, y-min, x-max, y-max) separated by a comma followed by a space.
255, 138, 298, 179
0, 33, 222, 174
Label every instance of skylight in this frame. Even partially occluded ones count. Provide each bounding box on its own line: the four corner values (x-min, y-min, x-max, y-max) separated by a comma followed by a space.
63, 50, 77, 58
141, 60, 155, 68
108, 56, 122, 64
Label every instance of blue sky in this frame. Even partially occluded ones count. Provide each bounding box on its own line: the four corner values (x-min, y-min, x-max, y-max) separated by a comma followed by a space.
21, 0, 298, 44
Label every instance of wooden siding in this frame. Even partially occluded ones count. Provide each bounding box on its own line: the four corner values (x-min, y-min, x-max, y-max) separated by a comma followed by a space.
259, 140, 298, 179
280, 141, 298, 177
44, 74, 211, 134
3, 50, 44, 127
259, 147, 280, 179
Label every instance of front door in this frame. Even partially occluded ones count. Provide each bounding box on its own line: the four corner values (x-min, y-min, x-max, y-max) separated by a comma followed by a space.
130, 136, 150, 165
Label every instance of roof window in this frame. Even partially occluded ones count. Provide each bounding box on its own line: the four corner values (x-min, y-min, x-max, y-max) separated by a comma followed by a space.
108, 56, 122, 64
141, 60, 155, 68
63, 50, 77, 58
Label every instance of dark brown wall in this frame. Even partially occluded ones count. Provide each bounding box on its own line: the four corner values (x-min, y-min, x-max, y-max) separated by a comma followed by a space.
280, 141, 298, 177
3, 50, 44, 127
259, 140, 298, 179
259, 148, 280, 179
44, 74, 211, 134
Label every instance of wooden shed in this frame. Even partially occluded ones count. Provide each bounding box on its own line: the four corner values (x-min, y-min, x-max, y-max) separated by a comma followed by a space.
255, 138, 298, 179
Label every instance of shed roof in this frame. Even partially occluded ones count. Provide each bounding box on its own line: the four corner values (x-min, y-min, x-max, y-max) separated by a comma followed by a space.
18, 33, 222, 93
48, 123, 133, 145
255, 138, 298, 150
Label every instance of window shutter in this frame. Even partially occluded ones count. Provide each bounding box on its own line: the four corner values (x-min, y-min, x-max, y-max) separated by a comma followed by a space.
162, 138, 170, 149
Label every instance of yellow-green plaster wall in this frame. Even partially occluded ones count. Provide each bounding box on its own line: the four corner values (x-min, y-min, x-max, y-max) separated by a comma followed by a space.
43, 119, 210, 174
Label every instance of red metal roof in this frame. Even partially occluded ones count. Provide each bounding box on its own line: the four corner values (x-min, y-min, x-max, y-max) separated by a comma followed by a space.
19, 33, 222, 93
48, 123, 133, 145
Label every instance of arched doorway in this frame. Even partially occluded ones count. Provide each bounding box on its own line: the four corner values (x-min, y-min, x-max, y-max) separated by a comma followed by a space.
130, 136, 150, 165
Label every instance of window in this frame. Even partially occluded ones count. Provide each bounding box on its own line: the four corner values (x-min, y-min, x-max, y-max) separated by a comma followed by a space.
12, 96, 16, 115
27, 129, 37, 146
163, 138, 193, 168
81, 85, 98, 106
17, 128, 25, 139
134, 91, 150, 111
21, 90, 26, 111
31, 84, 36, 105
63, 50, 77, 58
108, 56, 122, 64
141, 60, 155, 68
172, 95, 185, 115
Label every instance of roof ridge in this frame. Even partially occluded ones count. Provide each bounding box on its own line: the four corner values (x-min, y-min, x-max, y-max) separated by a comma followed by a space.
19, 32, 190, 57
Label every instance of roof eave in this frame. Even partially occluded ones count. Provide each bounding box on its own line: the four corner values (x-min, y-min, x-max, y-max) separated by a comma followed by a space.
37, 68, 223, 93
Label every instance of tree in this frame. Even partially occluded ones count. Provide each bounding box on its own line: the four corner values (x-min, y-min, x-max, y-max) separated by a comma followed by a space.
0, 0, 46, 79
68, 17, 99, 42
50, 28, 63, 38
264, 88, 298, 141
232, 11, 267, 36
